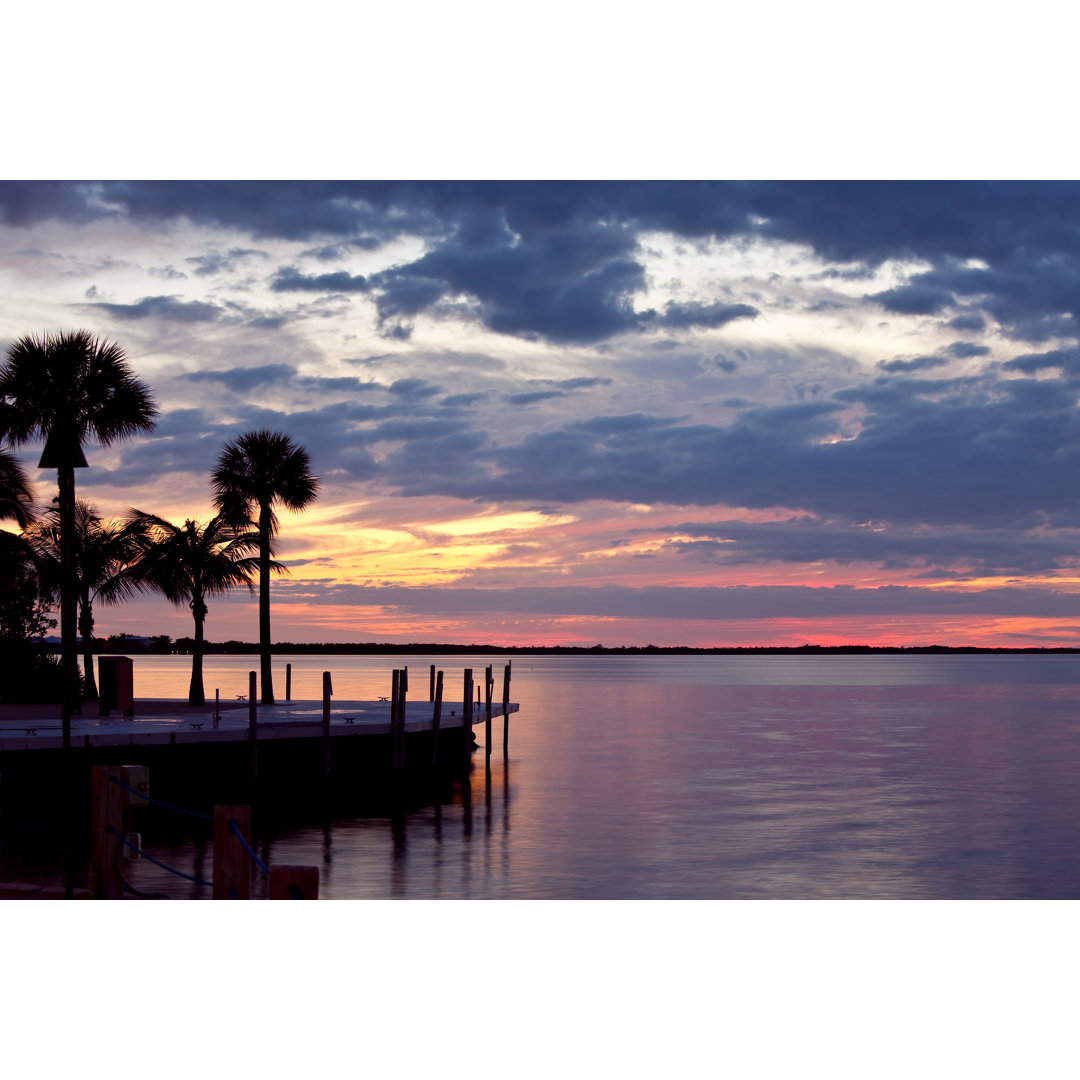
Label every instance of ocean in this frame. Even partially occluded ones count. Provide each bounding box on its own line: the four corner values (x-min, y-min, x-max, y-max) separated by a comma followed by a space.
5, 651, 1080, 898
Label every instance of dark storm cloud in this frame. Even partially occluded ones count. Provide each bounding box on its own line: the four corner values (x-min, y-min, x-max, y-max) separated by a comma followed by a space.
947, 313, 987, 332
1002, 347, 1080, 376
87, 294, 224, 322
869, 285, 955, 316
10, 180, 1080, 349
363, 365, 1080, 532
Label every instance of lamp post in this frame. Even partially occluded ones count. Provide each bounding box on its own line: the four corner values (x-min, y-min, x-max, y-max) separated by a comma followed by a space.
38, 424, 88, 751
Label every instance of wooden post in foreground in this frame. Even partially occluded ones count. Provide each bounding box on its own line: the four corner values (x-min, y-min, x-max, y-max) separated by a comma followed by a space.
91, 764, 149, 900
248, 670, 258, 781
502, 663, 512, 756
398, 667, 408, 768
391, 669, 402, 769
485, 665, 493, 760
429, 664, 436, 701
269, 865, 319, 899
213, 805, 252, 899
463, 668, 474, 769
431, 669, 444, 765
286, 663, 292, 702
322, 671, 332, 776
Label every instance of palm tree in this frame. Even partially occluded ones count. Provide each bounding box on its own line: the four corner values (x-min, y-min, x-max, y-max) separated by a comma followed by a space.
125, 511, 273, 706
0, 330, 157, 731
25, 500, 146, 701
211, 430, 320, 705
0, 449, 34, 529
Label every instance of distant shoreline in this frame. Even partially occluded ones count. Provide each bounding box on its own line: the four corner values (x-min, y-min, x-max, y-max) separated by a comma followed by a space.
78, 640, 1080, 657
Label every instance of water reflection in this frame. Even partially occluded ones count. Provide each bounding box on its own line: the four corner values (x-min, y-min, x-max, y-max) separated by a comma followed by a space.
8, 654, 1080, 898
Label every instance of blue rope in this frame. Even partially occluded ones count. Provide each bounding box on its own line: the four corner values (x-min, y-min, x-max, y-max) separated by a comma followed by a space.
107, 828, 213, 887
229, 819, 271, 874
108, 777, 213, 821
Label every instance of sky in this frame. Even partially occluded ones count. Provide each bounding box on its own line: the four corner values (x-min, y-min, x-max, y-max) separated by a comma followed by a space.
6, 181, 1080, 648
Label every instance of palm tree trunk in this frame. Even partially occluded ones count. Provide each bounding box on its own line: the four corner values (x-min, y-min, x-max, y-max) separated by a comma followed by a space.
79, 595, 98, 701
259, 503, 274, 704
57, 464, 80, 733
189, 596, 206, 706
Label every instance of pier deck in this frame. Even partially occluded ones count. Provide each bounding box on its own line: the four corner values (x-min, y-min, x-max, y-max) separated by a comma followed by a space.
0, 698, 519, 753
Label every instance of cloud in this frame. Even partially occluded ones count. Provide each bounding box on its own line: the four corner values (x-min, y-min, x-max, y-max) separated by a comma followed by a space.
270, 266, 370, 293
655, 301, 760, 330
877, 355, 949, 374
666, 517, 1080, 575
87, 294, 224, 322
269, 579, 1080, 622
946, 342, 990, 359
870, 285, 955, 316
11, 180, 1080, 354
183, 364, 296, 391
187, 248, 263, 276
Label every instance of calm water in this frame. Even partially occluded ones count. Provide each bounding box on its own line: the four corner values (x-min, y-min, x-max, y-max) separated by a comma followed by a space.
9, 653, 1080, 898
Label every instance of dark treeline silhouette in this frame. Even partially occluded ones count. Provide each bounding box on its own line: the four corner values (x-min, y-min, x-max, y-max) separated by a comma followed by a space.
147, 640, 1080, 656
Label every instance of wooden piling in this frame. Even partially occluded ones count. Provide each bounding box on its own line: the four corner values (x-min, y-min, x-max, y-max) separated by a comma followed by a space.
322, 670, 332, 776
286, 663, 292, 702
429, 664, 436, 701
214, 688, 220, 729
248, 670, 258, 781
431, 669, 443, 765
269, 865, 319, 899
391, 669, 403, 769
463, 668, 474, 769
502, 663, 512, 755
485, 664, 493, 760
90, 764, 148, 900
213, 805, 252, 899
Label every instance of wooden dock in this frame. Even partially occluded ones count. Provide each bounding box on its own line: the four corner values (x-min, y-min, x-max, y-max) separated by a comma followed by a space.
0, 696, 517, 752
0, 664, 520, 819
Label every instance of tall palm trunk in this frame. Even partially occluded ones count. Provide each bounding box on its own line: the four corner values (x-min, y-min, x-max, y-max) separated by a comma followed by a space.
78, 591, 97, 700
258, 501, 274, 704
189, 594, 207, 706
58, 463, 80, 728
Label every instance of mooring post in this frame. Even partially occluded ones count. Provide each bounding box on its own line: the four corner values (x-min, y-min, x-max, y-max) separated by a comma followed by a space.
269, 865, 319, 899
213, 805, 252, 899
322, 670, 332, 777
431, 669, 444, 765
249, 670, 258, 781
485, 664, 493, 760
286, 663, 292, 702
214, 688, 220, 729
398, 667, 408, 768
90, 764, 149, 900
502, 662, 512, 756
429, 664, 436, 701
391, 669, 402, 769
463, 668, 474, 769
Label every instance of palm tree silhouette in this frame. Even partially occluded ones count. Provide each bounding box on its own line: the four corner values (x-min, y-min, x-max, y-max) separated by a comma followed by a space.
25, 500, 146, 701
0, 331, 157, 734
125, 511, 272, 706
0, 449, 35, 529
211, 430, 320, 705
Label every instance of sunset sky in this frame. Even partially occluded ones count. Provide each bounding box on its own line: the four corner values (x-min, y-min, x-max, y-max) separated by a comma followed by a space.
4, 180, 1080, 647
